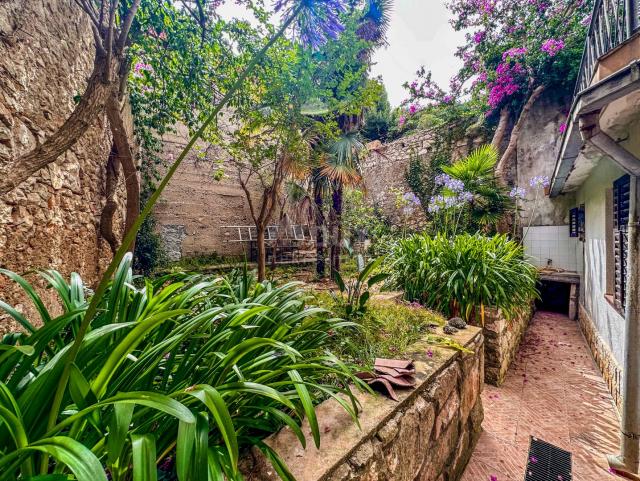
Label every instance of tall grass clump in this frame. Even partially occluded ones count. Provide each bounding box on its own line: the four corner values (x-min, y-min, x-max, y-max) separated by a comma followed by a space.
0, 255, 363, 480
389, 233, 538, 324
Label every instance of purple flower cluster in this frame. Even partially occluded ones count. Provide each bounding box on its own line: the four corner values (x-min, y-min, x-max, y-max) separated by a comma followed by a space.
501, 46, 527, 61
541, 38, 565, 56
558, 122, 567, 134
275, 0, 347, 49
487, 62, 525, 108
403, 191, 422, 205
473, 30, 486, 43
529, 175, 550, 188
435, 173, 464, 192
133, 62, 153, 78
509, 186, 526, 199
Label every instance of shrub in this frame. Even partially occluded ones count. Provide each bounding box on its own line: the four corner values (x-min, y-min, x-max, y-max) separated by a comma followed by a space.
389, 233, 538, 323
0, 256, 362, 480
313, 294, 469, 367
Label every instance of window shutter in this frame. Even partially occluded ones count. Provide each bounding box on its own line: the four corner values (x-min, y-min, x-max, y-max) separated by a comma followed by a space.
613, 175, 631, 313
569, 208, 579, 237
578, 205, 586, 242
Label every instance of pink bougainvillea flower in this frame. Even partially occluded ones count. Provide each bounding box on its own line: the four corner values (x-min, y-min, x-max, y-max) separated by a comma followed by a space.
490, 475, 498, 481
559, 122, 567, 134
427, 349, 434, 358
541, 38, 565, 56
502, 46, 527, 61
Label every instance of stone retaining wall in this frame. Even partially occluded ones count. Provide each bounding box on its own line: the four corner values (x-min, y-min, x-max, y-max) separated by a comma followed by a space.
242, 326, 484, 481
578, 304, 623, 411
483, 306, 532, 386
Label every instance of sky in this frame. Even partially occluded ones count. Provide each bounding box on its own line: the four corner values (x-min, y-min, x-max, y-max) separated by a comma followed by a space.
370, 1, 466, 107
218, 1, 465, 107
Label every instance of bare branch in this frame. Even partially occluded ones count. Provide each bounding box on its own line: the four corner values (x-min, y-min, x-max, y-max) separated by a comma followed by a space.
105, 0, 117, 81
74, 0, 101, 29
116, 0, 141, 53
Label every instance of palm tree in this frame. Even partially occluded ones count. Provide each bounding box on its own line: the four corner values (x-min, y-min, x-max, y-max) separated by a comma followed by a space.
443, 145, 512, 232
309, 0, 393, 278
322, 132, 366, 278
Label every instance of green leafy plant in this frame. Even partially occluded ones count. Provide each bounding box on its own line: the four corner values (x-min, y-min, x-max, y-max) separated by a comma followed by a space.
442, 145, 512, 232
389, 233, 538, 324
0, 255, 363, 480
332, 241, 388, 319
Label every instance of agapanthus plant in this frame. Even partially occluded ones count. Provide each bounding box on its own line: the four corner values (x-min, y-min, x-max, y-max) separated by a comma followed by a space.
32, 0, 354, 478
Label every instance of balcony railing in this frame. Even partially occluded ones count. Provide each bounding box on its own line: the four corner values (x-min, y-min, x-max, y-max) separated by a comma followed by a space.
574, 0, 640, 95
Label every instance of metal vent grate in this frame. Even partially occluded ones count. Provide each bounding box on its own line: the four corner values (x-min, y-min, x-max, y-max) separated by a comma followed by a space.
524, 436, 572, 481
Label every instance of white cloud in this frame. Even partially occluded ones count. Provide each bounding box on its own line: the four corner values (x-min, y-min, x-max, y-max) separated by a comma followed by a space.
370, 1, 465, 107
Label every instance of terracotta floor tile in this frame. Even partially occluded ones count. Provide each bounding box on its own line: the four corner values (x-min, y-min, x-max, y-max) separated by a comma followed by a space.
461, 311, 621, 481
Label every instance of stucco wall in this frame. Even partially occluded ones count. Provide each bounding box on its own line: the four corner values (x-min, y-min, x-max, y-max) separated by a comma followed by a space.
574, 156, 626, 367
515, 94, 576, 226
154, 125, 264, 260
0, 0, 120, 334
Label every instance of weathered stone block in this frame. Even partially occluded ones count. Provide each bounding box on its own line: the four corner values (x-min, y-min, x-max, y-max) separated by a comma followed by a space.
424, 362, 460, 410
242, 328, 483, 481
434, 390, 459, 439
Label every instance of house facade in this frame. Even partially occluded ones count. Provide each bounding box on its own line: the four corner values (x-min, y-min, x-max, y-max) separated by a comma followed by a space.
547, 0, 640, 475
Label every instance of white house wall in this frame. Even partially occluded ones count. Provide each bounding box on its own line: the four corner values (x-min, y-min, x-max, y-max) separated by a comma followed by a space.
575, 156, 626, 366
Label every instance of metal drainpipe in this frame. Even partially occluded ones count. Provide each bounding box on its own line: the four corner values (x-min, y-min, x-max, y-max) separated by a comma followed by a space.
609, 175, 640, 477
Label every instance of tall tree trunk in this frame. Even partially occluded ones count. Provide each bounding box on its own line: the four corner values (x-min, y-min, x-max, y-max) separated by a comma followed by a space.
314, 180, 326, 278
491, 107, 511, 152
330, 184, 343, 279
495, 85, 545, 183
256, 224, 266, 282
99, 144, 121, 254
106, 94, 139, 252
0, 60, 115, 195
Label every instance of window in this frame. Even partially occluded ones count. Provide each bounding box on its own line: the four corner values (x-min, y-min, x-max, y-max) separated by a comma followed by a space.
569, 208, 579, 237
613, 174, 631, 313
569, 205, 585, 241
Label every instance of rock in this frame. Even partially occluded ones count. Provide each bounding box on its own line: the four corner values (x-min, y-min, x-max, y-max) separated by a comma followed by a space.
448, 317, 467, 329
443, 325, 458, 335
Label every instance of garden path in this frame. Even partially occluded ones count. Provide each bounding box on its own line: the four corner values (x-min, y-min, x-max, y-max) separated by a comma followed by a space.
461, 311, 620, 481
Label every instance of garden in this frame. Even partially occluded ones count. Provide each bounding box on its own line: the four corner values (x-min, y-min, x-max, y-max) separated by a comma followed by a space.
0, 0, 597, 480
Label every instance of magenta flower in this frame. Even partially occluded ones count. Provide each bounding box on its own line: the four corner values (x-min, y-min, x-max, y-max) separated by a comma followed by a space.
398, 115, 406, 127
502, 46, 527, 61
559, 122, 567, 134
473, 30, 486, 43
427, 349, 433, 358
490, 476, 498, 481
541, 38, 565, 56
409, 103, 419, 115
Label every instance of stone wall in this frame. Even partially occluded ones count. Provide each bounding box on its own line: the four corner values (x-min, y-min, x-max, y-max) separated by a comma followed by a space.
513, 93, 576, 226
578, 304, 623, 411
483, 306, 532, 386
154, 125, 266, 261
0, 0, 120, 334
242, 326, 484, 481
360, 131, 433, 226
361, 130, 483, 227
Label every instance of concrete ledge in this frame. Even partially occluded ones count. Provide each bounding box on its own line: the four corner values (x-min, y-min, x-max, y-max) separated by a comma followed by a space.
241, 326, 484, 481
483, 306, 532, 386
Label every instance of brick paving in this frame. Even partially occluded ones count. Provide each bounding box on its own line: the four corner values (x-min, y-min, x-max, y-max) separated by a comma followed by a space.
461, 311, 621, 481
